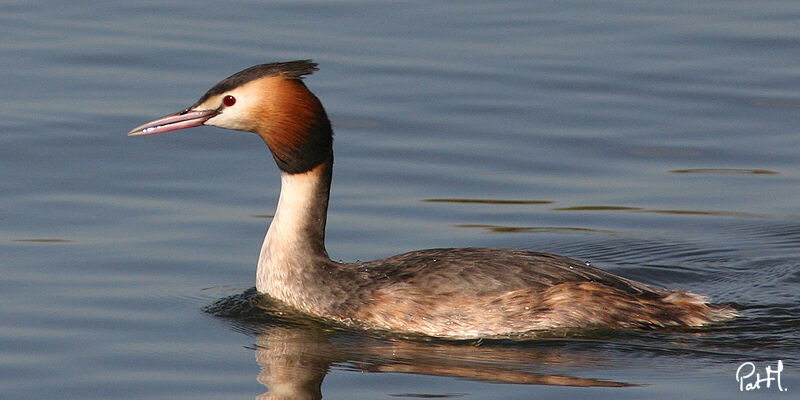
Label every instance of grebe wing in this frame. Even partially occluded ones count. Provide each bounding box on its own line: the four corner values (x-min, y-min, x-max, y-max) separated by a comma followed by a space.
359, 247, 664, 298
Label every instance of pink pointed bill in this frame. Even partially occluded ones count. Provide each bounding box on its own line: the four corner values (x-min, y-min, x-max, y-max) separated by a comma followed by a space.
128, 109, 217, 136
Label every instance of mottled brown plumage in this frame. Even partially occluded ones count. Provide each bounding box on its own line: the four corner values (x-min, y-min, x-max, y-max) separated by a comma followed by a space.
129, 60, 737, 339
257, 247, 735, 338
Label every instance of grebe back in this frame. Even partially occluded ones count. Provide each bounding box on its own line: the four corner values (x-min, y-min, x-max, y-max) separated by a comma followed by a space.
129, 60, 736, 338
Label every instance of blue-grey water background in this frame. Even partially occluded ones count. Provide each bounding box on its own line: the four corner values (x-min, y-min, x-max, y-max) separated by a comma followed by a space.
2, 1, 799, 398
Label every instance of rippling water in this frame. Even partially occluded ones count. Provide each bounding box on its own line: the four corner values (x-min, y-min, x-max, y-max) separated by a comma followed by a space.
2, 1, 799, 399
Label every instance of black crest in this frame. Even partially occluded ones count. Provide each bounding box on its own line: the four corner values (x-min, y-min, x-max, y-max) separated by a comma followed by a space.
194, 60, 318, 105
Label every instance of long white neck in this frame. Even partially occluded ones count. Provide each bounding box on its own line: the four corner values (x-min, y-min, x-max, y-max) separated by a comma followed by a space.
256, 161, 332, 298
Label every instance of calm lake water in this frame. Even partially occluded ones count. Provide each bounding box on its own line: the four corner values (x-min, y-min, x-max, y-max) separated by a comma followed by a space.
2, 1, 799, 398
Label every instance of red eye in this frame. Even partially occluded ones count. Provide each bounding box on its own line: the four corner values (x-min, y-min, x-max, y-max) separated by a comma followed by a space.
223, 95, 236, 107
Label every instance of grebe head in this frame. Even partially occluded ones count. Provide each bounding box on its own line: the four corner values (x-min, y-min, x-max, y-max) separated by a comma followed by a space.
129, 60, 333, 174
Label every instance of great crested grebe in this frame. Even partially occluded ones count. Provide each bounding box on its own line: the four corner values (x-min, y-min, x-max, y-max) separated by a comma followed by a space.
129, 60, 736, 338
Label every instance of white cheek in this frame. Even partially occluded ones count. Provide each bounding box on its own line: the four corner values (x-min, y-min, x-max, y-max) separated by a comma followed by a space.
204, 100, 257, 132
205, 111, 248, 131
